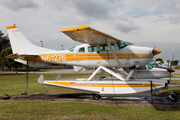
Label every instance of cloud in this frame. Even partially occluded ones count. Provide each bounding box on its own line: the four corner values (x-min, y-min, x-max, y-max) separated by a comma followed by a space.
122, 0, 180, 24
44, 0, 110, 20
112, 20, 141, 33
1, 0, 39, 11
72, 0, 110, 19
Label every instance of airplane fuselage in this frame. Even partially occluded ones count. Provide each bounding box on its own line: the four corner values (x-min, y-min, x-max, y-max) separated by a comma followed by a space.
23, 43, 155, 68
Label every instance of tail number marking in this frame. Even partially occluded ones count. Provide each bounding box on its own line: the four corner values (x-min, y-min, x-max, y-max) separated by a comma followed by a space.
40, 54, 66, 62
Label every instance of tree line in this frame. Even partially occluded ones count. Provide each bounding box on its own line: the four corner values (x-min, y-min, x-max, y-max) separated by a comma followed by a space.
0, 31, 22, 71
155, 58, 179, 65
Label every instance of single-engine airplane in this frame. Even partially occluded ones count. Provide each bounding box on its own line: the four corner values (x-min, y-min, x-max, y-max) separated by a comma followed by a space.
123, 63, 173, 79
6, 25, 168, 100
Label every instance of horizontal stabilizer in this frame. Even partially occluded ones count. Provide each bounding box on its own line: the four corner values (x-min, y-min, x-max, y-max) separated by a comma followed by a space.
5, 53, 39, 59
15, 59, 51, 67
6, 54, 54, 67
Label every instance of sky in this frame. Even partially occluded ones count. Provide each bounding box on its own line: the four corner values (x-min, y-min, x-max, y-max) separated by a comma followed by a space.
0, 0, 180, 62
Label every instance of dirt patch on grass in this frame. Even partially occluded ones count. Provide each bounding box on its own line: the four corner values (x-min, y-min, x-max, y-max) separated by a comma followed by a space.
92, 102, 180, 110
1, 93, 179, 111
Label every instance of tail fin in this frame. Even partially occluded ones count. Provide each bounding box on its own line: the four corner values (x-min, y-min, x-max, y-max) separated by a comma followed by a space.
6, 25, 55, 54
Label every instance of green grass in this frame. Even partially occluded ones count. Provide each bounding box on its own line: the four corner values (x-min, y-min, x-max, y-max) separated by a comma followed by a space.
0, 101, 179, 120
0, 73, 108, 96
0, 73, 180, 120
0, 73, 180, 96
0, 74, 82, 95
160, 87, 180, 94
170, 80, 180, 84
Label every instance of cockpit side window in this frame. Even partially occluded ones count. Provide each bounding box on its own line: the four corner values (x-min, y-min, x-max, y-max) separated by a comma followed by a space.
78, 47, 85, 52
88, 46, 97, 52
100, 44, 115, 51
117, 40, 129, 49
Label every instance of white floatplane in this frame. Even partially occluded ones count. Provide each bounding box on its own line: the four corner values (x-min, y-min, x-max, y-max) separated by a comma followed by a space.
123, 63, 172, 79
6, 25, 168, 100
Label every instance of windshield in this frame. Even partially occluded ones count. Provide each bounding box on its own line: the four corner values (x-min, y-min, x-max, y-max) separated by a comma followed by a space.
116, 40, 129, 49
150, 62, 159, 67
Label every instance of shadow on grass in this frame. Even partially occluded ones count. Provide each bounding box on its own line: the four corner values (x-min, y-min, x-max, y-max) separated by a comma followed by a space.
8, 92, 180, 111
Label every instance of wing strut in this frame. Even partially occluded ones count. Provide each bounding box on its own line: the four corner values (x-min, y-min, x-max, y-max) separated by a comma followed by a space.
106, 39, 121, 66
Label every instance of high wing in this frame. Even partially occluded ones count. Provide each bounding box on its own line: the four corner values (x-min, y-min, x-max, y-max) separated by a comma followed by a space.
59, 26, 132, 45
59, 26, 133, 67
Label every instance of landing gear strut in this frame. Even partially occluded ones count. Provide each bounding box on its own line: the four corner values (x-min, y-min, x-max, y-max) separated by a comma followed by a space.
93, 94, 101, 100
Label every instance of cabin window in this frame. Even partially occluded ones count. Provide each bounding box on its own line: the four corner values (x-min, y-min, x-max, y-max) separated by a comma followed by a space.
124, 67, 129, 70
68, 47, 75, 52
100, 44, 115, 51
117, 40, 129, 49
111, 44, 115, 50
88, 46, 97, 52
78, 47, 85, 52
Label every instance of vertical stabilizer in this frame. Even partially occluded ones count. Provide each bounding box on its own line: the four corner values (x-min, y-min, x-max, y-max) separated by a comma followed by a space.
6, 25, 55, 54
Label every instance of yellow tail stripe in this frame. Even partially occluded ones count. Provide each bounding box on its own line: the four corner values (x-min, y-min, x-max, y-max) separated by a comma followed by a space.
7, 25, 17, 29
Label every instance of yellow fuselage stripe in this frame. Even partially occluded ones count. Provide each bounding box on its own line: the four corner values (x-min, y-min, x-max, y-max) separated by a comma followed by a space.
46, 82, 163, 87
22, 53, 154, 62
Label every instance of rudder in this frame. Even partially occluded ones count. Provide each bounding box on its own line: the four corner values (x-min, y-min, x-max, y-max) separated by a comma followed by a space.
6, 25, 55, 54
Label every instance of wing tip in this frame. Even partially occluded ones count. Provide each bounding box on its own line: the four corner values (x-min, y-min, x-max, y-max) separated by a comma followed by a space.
6, 24, 17, 30
59, 26, 90, 32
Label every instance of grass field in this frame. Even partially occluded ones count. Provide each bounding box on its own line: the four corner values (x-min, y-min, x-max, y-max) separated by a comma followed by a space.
0, 74, 83, 95
0, 101, 180, 120
0, 73, 179, 95
0, 73, 180, 120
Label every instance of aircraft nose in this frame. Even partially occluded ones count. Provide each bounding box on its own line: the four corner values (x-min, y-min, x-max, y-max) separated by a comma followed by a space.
152, 48, 161, 55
